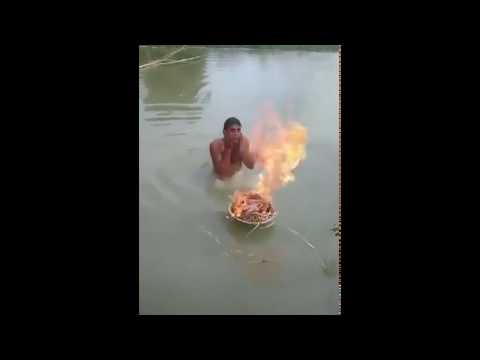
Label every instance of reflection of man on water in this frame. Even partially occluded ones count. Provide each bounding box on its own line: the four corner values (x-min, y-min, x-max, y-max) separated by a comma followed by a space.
209, 117, 258, 189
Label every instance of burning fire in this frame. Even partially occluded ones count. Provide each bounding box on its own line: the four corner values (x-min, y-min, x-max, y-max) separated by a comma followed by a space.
230, 105, 308, 223
250, 105, 308, 200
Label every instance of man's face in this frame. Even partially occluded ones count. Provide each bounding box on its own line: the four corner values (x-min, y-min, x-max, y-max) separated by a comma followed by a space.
224, 125, 242, 144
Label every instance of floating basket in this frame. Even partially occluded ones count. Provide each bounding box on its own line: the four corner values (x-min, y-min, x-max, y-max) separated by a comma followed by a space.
227, 204, 278, 226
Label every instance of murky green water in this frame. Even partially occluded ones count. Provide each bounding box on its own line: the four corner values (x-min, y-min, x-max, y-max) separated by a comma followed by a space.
139, 46, 339, 315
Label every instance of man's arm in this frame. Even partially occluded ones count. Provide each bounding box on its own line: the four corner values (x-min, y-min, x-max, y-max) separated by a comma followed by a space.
210, 141, 232, 177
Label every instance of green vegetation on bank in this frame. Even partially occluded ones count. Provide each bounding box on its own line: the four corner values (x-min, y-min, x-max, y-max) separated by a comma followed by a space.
139, 45, 339, 67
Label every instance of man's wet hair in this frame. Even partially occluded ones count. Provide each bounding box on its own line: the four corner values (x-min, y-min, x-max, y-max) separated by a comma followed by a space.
223, 117, 242, 131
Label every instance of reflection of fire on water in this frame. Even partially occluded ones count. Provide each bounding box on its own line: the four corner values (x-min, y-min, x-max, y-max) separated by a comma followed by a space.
229, 106, 308, 224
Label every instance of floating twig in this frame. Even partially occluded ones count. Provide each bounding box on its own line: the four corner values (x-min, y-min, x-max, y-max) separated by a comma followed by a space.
319, 257, 328, 272
260, 221, 275, 230
139, 45, 202, 70
287, 227, 315, 249
139, 45, 187, 70
156, 56, 202, 65
200, 226, 223, 247
245, 222, 261, 238
161, 45, 187, 61
139, 58, 165, 70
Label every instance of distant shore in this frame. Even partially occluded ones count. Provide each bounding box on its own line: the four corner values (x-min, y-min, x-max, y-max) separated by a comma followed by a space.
139, 45, 339, 67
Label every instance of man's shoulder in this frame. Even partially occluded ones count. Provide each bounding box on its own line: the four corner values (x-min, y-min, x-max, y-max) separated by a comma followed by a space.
210, 138, 224, 150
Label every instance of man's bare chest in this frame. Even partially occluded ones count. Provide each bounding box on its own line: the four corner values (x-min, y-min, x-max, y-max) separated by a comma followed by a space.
230, 147, 242, 163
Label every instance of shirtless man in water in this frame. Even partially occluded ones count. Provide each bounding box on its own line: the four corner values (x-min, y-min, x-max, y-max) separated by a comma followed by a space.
209, 117, 256, 180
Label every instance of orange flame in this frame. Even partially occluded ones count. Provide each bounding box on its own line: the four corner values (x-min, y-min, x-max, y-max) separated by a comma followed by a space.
249, 105, 308, 201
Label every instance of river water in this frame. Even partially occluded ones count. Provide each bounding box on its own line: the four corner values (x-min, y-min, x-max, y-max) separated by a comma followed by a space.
139, 46, 340, 315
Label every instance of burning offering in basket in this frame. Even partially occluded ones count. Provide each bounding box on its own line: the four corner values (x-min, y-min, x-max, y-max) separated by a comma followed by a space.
229, 191, 277, 225
228, 106, 307, 226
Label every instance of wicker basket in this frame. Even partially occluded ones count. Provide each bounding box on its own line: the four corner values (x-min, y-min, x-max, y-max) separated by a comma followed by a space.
227, 204, 278, 226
